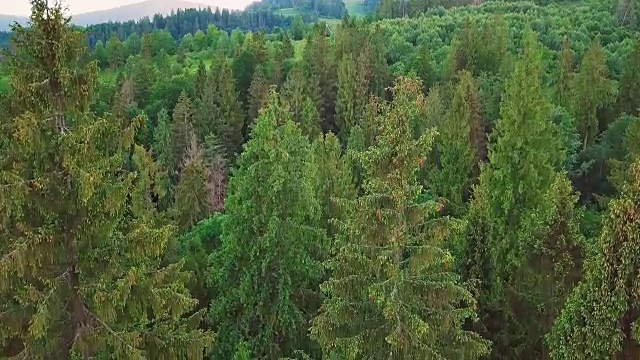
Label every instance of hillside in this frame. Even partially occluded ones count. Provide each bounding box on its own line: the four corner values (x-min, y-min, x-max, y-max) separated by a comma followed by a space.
0, 14, 27, 31
71, 0, 209, 25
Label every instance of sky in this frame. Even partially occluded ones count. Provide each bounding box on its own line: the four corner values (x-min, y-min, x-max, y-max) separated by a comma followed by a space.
0, 0, 254, 16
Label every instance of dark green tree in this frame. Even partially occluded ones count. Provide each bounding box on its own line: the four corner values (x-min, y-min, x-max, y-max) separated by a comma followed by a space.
208, 90, 326, 359
548, 157, 640, 359
0, 1, 213, 357
106, 33, 124, 69
556, 37, 574, 107
429, 70, 485, 215
311, 77, 491, 359
463, 31, 583, 359
573, 38, 616, 150
617, 37, 640, 116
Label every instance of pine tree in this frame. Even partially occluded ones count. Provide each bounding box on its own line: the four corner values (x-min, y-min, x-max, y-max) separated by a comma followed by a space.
195, 60, 208, 101
151, 108, 176, 209
208, 90, 326, 359
449, 18, 477, 78
172, 92, 195, 172
311, 77, 491, 359
548, 158, 640, 359
573, 38, 616, 150
106, 33, 124, 69
300, 97, 322, 140
0, 2, 214, 357
173, 133, 212, 231
303, 24, 336, 131
281, 64, 309, 124
463, 31, 582, 359
246, 65, 270, 132
617, 37, 640, 116
429, 70, 485, 216
142, 32, 153, 59
312, 132, 356, 239
336, 54, 358, 139
556, 37, 574, 107
215, 60, 245, 159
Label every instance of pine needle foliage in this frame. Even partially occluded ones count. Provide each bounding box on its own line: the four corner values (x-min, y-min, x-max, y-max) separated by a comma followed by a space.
208, 89, 326, 359
311, 77, 491, 360
0, 1, 214, 358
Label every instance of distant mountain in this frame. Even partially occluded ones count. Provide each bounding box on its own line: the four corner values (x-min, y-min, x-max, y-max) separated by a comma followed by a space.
0, 14, 28, 31
70, 0, 210, 26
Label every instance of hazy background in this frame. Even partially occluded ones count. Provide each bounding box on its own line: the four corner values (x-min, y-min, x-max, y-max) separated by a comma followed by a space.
0, 0, 254, 16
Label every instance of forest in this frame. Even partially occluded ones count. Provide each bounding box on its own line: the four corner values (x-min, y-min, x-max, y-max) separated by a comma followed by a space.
1, 0, 640, 358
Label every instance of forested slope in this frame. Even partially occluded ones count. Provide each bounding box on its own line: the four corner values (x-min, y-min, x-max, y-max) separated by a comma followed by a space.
2, 0, 640, 358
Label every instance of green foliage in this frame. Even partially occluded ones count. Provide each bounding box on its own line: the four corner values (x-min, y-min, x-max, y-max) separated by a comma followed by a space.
429, 70, 485, 216
464, 31, 583, 359
208, 90, 326, 359
0, 1, 214, 357
311, 77, 490, 359
548, 158, 640, 359
573, 38, 616, 151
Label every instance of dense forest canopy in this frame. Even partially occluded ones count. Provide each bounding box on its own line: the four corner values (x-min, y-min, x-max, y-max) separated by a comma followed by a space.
2, 0, 640, 358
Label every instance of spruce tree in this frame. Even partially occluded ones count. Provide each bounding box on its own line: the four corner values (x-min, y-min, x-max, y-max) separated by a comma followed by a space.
281, 64, 309, 125
548, 158, 640, 359
463, 31, 583, 359
556, 37, 574, 107
195, 60, 207, 101
311, 132, 356, 239
172, 92, 195, 172
573, 38, 616, 150
246, 65, 270, 132
311, 77, 491, 359
300, 97, 322, 140
0, 2, 213, 358
429, 70, 485, 215
173, 133, 212, 231
151, 108, 176, 208
336, 53, 368, 142
617, 37, 640, 116
208, 90, 326, 359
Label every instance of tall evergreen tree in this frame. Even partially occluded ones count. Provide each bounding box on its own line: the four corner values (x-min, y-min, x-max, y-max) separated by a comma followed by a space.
573, 38, 616, 150
173, 134, 212, 231
151, 108, 177, 208
0, 2, 213, 357
463, 31, 583, 359
106, 33, 124, 69
556, 37, 575, 108
311, 77, 491, 359
336, 53, 368, 142
172, 92, 195, 172
246, 65, 270, 133
616, 37, 640, 117
548, 158, 640, 359
208, 90, 326, 359
312, 132, 356, 239
429, 70, 485, 215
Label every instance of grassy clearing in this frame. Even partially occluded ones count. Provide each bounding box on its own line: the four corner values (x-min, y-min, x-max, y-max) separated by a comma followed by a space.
277, 8, 302, 16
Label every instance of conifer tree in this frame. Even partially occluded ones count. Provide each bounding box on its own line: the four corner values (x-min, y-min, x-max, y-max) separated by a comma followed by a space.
556, 37, 574, 107
548, 158, 640, 359
429, 70, 485, 215
312, 133, 356, 238
195, 60, 207, 101
216, 60, 246, 159
463, 31, 582, 359
173, 133, 212, 231
0, 2, 213, 357
336, 53, 368, 141
573, 38, 616, 150
208, 90, 326, 359
449, 18, 477, 78
281, 64, 309, 124
246, 65, 270, 132
172, 92, 195, 171
311, 77, 491, 359
303, 24, 336, 131
142, 32, 153, 59
106, 33, 124, 69
617, 37, 640, 116
300, 97, 322, 140
152, 108, 177, 208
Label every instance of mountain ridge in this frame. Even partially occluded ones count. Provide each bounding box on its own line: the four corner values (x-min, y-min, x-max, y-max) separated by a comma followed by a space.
0, 0, 217, 30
